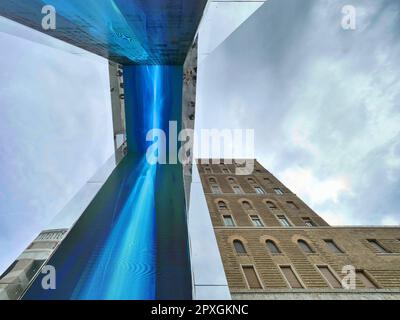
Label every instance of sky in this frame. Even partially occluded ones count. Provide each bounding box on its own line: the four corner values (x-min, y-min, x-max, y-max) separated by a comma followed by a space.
196, 0, 400, 226
0, 0, 399, 274
0, 18, 114, 274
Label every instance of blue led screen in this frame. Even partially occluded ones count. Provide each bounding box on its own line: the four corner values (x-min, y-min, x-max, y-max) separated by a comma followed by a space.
2, 0, 200, 300
0, 0, 207, 64
23, 66, 192, 300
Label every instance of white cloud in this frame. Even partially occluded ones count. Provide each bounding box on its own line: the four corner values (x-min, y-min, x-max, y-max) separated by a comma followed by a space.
280, 166, 350, 205
380, 215, 400, 226
0, 23, 114, 274
197, 0, 400, 227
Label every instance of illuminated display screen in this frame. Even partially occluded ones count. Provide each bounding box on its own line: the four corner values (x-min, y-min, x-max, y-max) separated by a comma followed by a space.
23, 66, 192, 300
0, 0, 207, 64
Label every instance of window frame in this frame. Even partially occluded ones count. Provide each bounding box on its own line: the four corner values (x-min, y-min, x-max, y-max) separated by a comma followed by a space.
249, 215, 264, 227
222, 215, 236, 227
297, 239, 315, 254
286, 201, 299, 210
265, 200, 278, 210
266, 239, 282, 255
217, 200, 228, 210
315, 264, 343, 289
356, 269, 379, 289
302, 217, 316, 227
240, 264, 264, 290
233, 239, 247, 255
210, 184, 222, 194
254, 186, 265, 195
323, 239, 345, 254
276, 214, 292, 227
232, 185, 243, 194
208, 177, 217, 184
278, 264, 305, 289
367, 239, 391, 254
241, 200, 253, 210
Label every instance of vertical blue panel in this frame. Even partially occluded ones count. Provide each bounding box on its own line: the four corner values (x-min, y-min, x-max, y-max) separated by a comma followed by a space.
124, 66, 192, 299
23, 66, 191, 299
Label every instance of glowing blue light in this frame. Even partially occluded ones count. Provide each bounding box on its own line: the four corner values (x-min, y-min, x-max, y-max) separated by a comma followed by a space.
71, 66, 164, 300
41, 0, 149, 61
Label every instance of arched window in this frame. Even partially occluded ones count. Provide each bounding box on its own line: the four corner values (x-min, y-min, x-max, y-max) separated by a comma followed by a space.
298, 240, 314, 253
266, 240, 281, 254
248, 178, 255, 184
232, 185, 243, 194
227, 177, 235, 184
266, 201, 277, 209
242, 201, 253, 210
233, 240, 247, 255
254, 186, 265, 194
209, 178, 216, 184
218, 201, 228, 210
220, 164, 230, 174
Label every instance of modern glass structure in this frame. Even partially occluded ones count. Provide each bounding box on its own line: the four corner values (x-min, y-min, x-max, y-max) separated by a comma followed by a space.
0, 0, 217, 300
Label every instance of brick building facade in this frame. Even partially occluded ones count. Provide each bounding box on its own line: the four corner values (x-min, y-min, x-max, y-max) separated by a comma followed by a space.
198, 159, 400, 299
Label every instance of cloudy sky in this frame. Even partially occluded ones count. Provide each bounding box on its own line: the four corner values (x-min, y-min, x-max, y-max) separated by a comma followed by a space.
0, 0, 399, 274
0, 18, 114, 274
196, 0, 400, 226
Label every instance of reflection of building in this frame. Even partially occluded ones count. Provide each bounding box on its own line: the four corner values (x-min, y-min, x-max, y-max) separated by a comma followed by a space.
0, 229, 67, 300
197, 159, 400, 300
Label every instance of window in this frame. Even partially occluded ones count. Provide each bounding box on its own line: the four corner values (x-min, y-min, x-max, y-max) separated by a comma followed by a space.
264, 177, 271, 184
317, 266, 342, 288
242, 201, 253, 210
277, 215, 291, 227
211, 185, 221, 194
356, 270, 377, 288
298, 240, 314, 253
280, 266, 303, 288
220, 165, 230, 174
274, 188, 284, 195
286, 201, 298, 210
324, 240, 344, 254
266, 240, 281, 254
302, 217, 316, 227
266, 201, 277, 209
242, 266, 262, 289
367, 239, 390, 254
254, 186, 265, 194
233, 240, 247, 255
217, 201, 228, 210
247, 178, 255, 184
223, 215, 235, 226
209, 178, 216, 183
250, 215, 264, 227
232, 186, 243, 194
